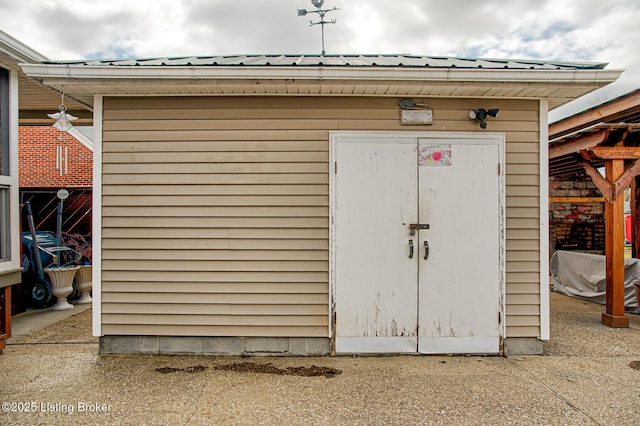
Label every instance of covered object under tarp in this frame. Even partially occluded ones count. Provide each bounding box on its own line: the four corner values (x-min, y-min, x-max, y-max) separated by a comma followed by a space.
551, 250, 639, 309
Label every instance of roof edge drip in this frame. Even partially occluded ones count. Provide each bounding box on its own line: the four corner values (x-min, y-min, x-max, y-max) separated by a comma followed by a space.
19, 54, 623, 111
37, 54, 609, 70
20, 63, 623, 84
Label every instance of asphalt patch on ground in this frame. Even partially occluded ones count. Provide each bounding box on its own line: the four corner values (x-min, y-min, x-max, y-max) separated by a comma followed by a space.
211, 362, 342, 378
629, 361, 640, 371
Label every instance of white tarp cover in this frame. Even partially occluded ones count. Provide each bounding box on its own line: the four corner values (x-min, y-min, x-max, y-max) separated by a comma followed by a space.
550, 250, 639, 308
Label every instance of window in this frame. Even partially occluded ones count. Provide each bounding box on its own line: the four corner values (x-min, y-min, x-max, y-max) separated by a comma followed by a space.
0, 187, 8, 261
0, 67, 8, 177
0, 67, 10, 261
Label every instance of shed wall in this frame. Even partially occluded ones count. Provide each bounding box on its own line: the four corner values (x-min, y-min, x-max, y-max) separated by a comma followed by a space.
100, 96, 541, 339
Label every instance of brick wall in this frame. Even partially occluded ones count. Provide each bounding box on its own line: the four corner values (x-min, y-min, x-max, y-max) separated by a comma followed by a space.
19, 126, 92, 188
549, 171, 605, 252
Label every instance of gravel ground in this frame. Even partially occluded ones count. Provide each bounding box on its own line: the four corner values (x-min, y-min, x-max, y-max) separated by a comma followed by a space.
9, 308, 97, 345
545, 291, 640, 357
0, 292, 639, 425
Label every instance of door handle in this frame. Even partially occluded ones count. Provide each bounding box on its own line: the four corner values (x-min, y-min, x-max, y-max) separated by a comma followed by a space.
423, 241, 429, 260
409, 240, 414, 259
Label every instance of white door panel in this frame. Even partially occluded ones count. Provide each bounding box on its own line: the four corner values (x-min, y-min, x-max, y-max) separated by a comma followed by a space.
333, 135, 503, 355
418, 142, 501, 354
334, 138, 418, 353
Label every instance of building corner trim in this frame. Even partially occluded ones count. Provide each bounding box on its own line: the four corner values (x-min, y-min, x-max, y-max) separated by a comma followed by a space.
539, 100, 551, 341
91, 95, 103, 337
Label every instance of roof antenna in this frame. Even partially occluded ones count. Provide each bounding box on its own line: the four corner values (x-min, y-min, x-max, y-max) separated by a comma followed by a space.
297, 0, 340, 56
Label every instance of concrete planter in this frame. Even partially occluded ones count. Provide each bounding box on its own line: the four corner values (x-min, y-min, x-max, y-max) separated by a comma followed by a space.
44, 266, 80, 311
75, 265, 93, 304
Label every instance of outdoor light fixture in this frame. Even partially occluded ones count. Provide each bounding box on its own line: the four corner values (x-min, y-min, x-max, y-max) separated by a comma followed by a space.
468, 108, 499, 129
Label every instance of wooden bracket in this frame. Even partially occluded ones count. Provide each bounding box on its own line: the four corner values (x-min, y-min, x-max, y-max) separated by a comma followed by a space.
576, 157, 612, 202
578, 150, 599, 162
575, 157, 640, 202
613, 159, 640, 199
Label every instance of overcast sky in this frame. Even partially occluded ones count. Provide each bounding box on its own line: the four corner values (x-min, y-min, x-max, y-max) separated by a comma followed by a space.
1, 0, 638, 121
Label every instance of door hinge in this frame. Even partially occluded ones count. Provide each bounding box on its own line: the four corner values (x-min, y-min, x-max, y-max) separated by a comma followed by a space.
334, 161, 337, 174
498, 163, 501, 176
498, 311, 502, 324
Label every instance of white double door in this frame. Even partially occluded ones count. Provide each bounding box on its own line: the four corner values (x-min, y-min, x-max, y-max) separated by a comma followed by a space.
333, 134, 503, 354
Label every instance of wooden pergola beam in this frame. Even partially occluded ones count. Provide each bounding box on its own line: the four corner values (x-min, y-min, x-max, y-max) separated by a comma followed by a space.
550, 197, 604, 203
589, 146, 640, 159
549, 91, 640, 137
549, 131, 609, 159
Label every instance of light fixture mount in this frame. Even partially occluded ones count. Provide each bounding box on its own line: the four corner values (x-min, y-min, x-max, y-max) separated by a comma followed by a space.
468, 108, 499, 129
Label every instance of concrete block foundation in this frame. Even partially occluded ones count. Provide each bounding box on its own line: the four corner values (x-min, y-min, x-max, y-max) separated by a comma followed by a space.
100, 336, 538, 356
100, 336, 331, 356
504, 337, 544, 355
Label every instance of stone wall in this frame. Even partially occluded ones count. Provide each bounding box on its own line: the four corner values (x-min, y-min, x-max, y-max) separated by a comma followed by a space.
549, 171, 605, 252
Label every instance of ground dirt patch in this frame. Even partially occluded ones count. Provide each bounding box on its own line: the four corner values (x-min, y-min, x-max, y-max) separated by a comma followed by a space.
212, 362, 342, 378
156, 365, 207, 374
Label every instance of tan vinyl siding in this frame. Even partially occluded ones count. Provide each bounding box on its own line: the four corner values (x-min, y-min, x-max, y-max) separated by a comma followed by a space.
101, 96, 541, 338
503, 104, 541, 338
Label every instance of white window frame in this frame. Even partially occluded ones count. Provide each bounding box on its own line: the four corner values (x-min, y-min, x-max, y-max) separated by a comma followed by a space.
0, 66, 20, 275
92, 95, 103, 336
0, 186, 9, 262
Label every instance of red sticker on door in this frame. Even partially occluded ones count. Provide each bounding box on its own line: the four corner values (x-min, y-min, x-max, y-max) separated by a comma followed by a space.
419, 144, 452, 166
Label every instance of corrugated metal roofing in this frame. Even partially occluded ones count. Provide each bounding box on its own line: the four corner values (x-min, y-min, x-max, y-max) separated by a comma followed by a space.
44, 54, 608, 70
22, 54, 621, 112
548, 123, 640, 176
549, 123, 640, 147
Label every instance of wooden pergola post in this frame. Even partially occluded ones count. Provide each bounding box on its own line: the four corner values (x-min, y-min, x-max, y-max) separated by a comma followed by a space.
602, 159, 630, 327
0, 286, 11, 353
633, 176, 640, 259
549, 124, 640, 328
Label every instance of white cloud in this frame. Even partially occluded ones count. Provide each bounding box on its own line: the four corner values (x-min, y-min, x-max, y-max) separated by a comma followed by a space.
1, 0, 638, 119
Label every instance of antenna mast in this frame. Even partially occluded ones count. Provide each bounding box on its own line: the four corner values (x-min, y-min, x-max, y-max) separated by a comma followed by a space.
297, 0, 340, 55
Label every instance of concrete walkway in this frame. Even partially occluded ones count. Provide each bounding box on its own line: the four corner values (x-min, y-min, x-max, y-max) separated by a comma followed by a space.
8, 303, 92, 340
0, 293, 639, 425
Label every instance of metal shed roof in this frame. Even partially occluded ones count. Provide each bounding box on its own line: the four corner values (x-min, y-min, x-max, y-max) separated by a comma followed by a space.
21, 54, 622, 111
45, 54, 608, 70
550, 89, 640, 139
549, 123, 640, 176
